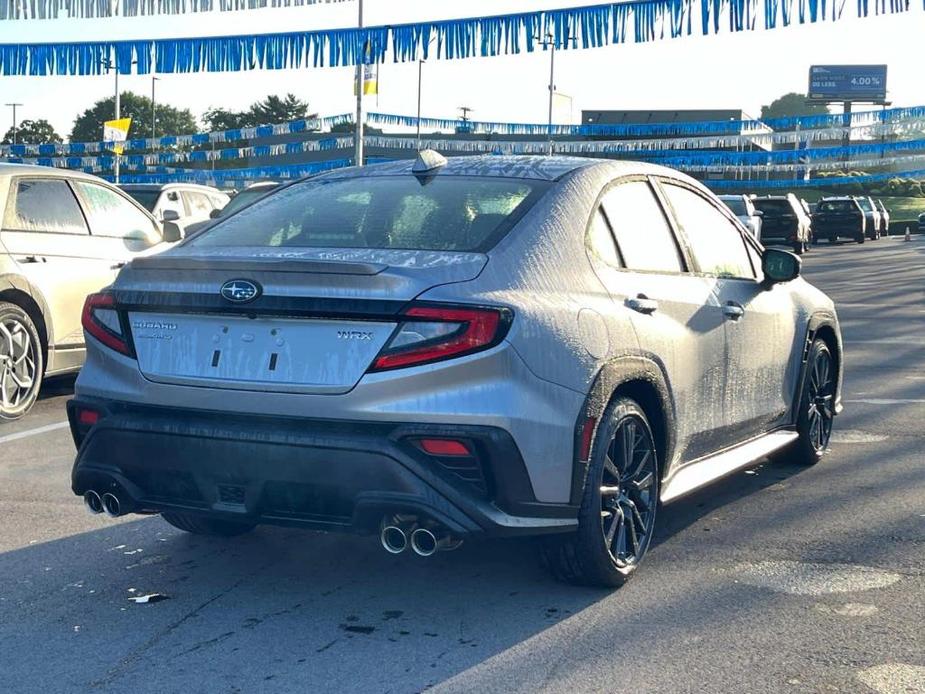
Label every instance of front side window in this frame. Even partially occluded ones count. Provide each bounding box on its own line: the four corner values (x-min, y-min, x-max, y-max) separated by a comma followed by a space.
599, 180, 683, 273
3, 179, 88, 235
190, 175, 548, 252
73, 182, 160, 243
663, 184, 755, 280
157, 191, 186, 218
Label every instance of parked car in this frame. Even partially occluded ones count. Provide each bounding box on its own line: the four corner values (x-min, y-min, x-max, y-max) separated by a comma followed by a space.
120, 183, 230, 238
718, 194, 762, 240
812, 197, 866, 245
184, 181, 281, 236
752, 194, 813, 254
855, 196, 882, 240
919, 212, 925, 234
70, 154, 843, 588
0, 164, 180, 420
875, 199, 890, 235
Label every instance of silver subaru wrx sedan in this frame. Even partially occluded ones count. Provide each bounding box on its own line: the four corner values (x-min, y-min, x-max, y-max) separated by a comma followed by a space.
69, 154, 842, 588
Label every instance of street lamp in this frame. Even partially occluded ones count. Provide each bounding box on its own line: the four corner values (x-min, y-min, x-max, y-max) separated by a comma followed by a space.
101, 56, 137, 183
415, 37, 437, 151
151, 76, 160, 141
4, 103, 23, 145
536, 30, 576, 156
354, 0, 364, 167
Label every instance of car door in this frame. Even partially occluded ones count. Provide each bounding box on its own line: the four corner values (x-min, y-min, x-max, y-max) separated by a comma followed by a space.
594, 177, 729, 464
659, 181, 798, 443
0, 177, 109, 366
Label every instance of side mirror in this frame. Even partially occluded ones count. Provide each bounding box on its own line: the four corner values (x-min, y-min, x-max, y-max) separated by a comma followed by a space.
761, 248, 801, 288
209, 208, 222, 219
754, 210, 764, 217
162, 221, 183, 243
162, 209, 180, 222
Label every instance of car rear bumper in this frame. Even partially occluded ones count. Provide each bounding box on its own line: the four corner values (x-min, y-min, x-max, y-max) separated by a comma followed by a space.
68, 398, 579, 538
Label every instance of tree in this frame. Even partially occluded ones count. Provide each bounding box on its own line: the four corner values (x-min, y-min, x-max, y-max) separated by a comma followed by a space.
202, 93, 315, 132
70, 92, 197, 143
760, 93, 830, 121
330, 122, 382, 135
2, 119, 62, 145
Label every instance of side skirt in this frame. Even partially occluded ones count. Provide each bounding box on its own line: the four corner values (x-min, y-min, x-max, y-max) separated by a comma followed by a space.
660, 430, 798, 503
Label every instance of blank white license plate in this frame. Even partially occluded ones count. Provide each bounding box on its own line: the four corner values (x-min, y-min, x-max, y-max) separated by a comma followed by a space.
130, 312, 397, 394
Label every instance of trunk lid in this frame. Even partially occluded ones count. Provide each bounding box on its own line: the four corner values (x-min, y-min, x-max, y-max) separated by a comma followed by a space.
115, 247, 488, 394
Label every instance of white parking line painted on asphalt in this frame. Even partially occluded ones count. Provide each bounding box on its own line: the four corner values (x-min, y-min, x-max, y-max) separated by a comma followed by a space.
0, 421, 69, 446
846, 398, 925, 405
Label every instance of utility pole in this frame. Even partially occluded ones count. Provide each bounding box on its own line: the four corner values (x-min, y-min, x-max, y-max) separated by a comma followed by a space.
114, 64, 121, 183
543, 32, 556, 156
457, 106, 473, 133
4, 103, 23, 145
151, 76, 160, 141
354, 0, 364, 167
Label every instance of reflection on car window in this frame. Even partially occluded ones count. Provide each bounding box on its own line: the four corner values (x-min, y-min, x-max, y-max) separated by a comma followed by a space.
191, 176, 547, 252
600, 181, 682, 273
73, 182, 159, 243
664, 184, 755, 280
184, 192, 213, 217
4, 179, 88, 235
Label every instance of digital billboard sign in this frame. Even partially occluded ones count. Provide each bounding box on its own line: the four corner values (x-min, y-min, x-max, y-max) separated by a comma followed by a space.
808, 65, 887, 102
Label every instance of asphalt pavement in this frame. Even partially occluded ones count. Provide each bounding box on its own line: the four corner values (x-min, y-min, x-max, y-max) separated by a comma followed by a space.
1, 236, 923, 694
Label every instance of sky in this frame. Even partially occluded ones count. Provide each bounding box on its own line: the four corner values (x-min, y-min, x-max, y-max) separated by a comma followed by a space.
0, 0, 921, 140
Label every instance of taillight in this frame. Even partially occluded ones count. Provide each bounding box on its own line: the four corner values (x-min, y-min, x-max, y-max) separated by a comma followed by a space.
369, 304, 511, 372
81, 293, 132, 356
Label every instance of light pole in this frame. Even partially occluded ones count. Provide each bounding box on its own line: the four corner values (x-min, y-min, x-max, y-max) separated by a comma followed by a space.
4, 103, 23, 145
537, 31, 575, 156
416, 58, 425, 150
354, 0, 364, 167
151, 76, 160, 141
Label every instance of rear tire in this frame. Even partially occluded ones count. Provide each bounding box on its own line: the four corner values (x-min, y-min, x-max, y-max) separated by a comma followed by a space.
161, 512, 256, 537
792, 241, 805, 255
541, 397, 660, 588
0, 302, 43, 421
856, 233, 865, 244
785, 339, 836, 467
828, 234, 838, 244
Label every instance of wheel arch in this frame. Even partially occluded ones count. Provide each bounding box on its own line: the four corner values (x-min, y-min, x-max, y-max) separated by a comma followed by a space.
0, 274, 52, 371
570, 355, 677, 505
793, 311, 843, 422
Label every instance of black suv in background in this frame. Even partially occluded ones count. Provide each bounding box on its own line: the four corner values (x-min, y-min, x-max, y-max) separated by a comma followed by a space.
752, 194, 812, 254
813, 197, 866, 244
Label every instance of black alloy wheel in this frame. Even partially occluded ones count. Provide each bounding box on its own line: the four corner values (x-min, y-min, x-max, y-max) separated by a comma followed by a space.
788, 339, 836, 466
542, 397, 659, 587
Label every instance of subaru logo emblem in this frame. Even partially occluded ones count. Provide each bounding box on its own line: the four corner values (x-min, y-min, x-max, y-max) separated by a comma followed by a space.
220, 279, 261, 303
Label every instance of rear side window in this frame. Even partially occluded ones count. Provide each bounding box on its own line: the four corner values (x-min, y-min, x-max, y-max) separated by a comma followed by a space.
72, 182, 160, 243
190, 175, 548, 252
753, 199, 792, 216
600, 180, 683, 273
183, 191, 213, 216
4, 179, 88, 235
587, 208, 622, 267
663, 184, 755, 280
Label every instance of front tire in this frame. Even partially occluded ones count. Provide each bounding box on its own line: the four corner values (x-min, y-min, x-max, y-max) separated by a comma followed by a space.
787, 339, 836, 466
541, 397, 659, 588
0, 302, 43, 421
162, 512, 257, 537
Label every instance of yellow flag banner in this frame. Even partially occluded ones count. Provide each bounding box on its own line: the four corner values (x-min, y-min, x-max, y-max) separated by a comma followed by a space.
103, 117, 132, 155
354, 64, 377, 96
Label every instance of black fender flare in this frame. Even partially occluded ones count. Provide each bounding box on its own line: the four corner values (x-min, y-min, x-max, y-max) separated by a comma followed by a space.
792, 310, 843, 422
0, 272, 54, 348
570, 354, 678, 505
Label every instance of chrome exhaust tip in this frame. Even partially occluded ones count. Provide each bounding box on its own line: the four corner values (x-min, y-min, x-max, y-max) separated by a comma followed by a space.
101, 492, 122, 518
380, 525, 408, 554
410, 527, 438, 557
84, 490, 103, 515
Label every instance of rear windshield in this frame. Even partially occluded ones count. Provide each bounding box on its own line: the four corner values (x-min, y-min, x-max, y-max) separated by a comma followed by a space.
220, 186, 277, 217
819, 200, 855, 213
720, 197, 747, 215
753, 199, 793, 215
190, 175, 549, 252
122, 188, 159, 212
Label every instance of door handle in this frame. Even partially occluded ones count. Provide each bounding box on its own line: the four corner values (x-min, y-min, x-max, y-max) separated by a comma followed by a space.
723, 301, 745, 319
17, 255, 44, 264
111, 261, 126, 270
627, 295, 659, 315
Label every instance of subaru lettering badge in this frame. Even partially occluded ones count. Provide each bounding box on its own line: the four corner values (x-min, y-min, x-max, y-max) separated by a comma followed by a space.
220, 279, 261, 304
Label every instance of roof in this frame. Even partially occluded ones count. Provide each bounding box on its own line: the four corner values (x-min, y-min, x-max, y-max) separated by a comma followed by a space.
316, 154, 681, 183
0, 163, 102, 182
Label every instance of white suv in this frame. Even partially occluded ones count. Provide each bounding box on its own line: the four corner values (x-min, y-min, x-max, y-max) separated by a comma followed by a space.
119, 183, 229, 238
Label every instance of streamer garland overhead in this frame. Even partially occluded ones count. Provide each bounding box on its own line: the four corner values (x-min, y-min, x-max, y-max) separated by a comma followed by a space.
0, 0, 914, 76
0, 0, 354, 21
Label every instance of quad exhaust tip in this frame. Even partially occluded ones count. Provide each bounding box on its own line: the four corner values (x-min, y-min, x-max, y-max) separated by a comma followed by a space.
101, 492, 122, 518
380, 524, 408, 554
84, 490, 103, 515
